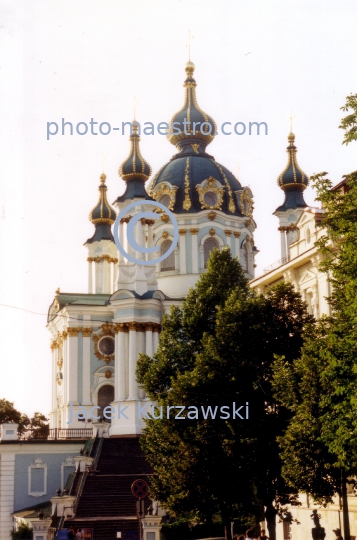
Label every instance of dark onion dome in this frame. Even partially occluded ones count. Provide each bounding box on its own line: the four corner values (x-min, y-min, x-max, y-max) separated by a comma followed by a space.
149, 154, 243, 216
85, 174, 116, 244
275, 132, 309, 212
167, 62, 217, 151
115, 121, 152, 203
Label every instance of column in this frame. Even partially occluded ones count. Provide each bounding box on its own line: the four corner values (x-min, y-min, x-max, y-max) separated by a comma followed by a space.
82, 328, 92, 405
114, 324, 126, 401
137, 324, 145, 399
190, 229, 199, 273
199, 245, 204, 271
145, 323, 154, 358
279, 226, 287, 260
0, 452, 15, 540
128, 322, 138, 400
225, 230, 233, 249
153, 325, 160, 353
174, 247, 179, 272
102, 258, 109, 293
234, 231, 241, 261
179, 229, 187, 274
66, 328, 79, 406
62, 331, 68, 406
88, 259, 93, 293
146, 219, 155, 262
50, 341, 58, 428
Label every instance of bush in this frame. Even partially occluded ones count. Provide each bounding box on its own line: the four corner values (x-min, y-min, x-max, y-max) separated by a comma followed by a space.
11, 521, 33, 539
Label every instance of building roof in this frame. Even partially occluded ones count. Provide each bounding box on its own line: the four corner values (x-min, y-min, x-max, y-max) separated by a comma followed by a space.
86, 174, 116, 244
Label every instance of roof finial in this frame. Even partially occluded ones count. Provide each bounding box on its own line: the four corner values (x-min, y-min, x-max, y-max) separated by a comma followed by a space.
133, 96, 138, 121
186, 30, 194, 61
289, 110, 295, 134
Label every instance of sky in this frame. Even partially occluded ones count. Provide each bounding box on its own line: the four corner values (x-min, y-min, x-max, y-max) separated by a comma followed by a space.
0, 0, 356, 417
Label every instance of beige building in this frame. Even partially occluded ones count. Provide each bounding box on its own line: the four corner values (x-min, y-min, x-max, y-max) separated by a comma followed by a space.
251, 134, 353, 540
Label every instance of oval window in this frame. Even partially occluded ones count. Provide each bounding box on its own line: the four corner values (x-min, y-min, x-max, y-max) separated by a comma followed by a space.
204, 191, 218, 207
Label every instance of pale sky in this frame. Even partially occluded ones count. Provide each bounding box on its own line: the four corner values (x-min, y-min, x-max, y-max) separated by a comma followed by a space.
0, 0, 356, 417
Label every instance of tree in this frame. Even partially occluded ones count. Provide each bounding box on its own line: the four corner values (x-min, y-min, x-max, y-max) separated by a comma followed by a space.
11, 521, 33, 540
340, 93, 357, 145
137, 248, 312, 540
0, 399, 49, 439
272, 101, 357, 540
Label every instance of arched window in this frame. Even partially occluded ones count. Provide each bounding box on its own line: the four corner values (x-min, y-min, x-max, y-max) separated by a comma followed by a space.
204, 237, 219, 268
98, 385, 114, 418
241, 242, 249, 272
159, 194, 171, 207
160, 239, 175, 271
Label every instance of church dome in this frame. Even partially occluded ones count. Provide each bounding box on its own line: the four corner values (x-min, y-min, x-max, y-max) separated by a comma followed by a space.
149, 154, 242, 215
115, 120, 152, 203
277, 132, 309, 191
275, 132, 309, 213
89, 174, 117, 224
167, 62, 217, 150
119, 121, 152, 181
86, 174, 117, 244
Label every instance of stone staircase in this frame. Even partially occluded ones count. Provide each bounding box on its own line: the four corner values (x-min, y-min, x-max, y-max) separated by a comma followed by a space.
64, 437, 152, 539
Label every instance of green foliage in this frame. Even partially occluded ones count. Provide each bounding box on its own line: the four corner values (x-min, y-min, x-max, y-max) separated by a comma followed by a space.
0, 399, 49, 439
11, 521, 33, 539
340, 93, 357, 145
137, 248, 312, 539
273, 97, 357, 505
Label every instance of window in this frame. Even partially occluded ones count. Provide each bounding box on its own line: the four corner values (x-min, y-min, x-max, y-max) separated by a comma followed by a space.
241, 242, 249, 272
204, 237, 219, 268
159, 194, 171, 207
61, 456, 76, 490
160, 240, 175, 271
283, 520, 291, 540
28, 458, 47, 497
98, 385, 115, 417
203, 191, 218, 206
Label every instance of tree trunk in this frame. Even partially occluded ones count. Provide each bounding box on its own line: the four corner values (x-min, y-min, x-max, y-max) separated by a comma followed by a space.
224, 522, 232, 540
341, 469, 351, 540
265, 501, 277, 540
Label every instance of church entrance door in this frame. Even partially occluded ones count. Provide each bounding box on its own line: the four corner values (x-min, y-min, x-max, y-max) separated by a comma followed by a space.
98, 384, 115, 420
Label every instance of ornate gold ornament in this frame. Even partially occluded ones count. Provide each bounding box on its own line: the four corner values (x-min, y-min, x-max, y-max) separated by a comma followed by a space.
67, 327, 80, 337
234, 231, 242, 238
209, 228, 216, 237
105, 370, 112, 379
93, 323, 115, 364
208, 211, 217, 220
57, 358, 63, 370
152, 183, 178, 212
196, 177, 224, 211
179, 229, 187, 235
82, 328, 93, 337
245, 220, 251, 228
214, 163, 236, 213
224, 230, 233, 237
61, 331, 68, 340
183, 158, 192, 211
239, 188, 254, 217
160, 214, 170, 223
162, 231, 169, 239
51, 339, 59, 351
190, 228, 199, 234
87, 256, 118, 264
191, 143, 200, 154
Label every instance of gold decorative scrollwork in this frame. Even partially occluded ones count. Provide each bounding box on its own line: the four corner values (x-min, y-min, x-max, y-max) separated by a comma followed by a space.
152, 183, 178, 212
93, 323, 115, 364
183, 158, 192, 211
214, 163, 236, 213
196, 177, 224, 210
239, 188, 254, 217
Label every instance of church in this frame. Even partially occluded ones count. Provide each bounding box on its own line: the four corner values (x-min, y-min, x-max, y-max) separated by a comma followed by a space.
0, 60, 257, 540
1, 60, 354, 540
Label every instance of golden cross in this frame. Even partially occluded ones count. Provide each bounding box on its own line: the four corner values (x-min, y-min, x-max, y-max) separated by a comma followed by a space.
289, 110, 295, 132
186, 30, 194, 61
133, 96, 138, 121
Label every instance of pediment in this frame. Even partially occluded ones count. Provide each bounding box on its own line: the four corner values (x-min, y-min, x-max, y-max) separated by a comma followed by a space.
299, 269, 316, 284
